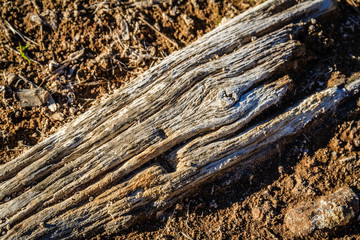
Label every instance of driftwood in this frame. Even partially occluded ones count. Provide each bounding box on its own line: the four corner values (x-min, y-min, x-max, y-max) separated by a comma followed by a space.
1, 0, 358, 239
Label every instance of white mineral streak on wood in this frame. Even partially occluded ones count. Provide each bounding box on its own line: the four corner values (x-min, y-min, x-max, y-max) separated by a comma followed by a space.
0, 0, 340, 239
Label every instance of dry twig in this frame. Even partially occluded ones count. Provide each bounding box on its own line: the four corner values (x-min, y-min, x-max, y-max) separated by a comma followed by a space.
3, 20, 38, 46
17, 74, 38, 88
345, 0, 360, 13
181, 232, 194, 240
40, 49, 85, 86
139, 14, 179, 49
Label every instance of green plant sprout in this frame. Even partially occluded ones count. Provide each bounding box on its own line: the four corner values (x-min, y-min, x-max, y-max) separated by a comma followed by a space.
214, 9, 222, 26
17, 43, 31, 65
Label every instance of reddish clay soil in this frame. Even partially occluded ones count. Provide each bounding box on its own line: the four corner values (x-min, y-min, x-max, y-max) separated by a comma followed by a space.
1, 0, 360, 239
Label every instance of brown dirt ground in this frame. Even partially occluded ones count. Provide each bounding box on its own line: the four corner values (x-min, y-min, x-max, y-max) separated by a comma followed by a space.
1, 0, 360, 239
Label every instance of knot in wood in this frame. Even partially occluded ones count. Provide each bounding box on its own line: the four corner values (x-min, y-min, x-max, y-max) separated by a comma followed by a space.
219, 87, 240, 108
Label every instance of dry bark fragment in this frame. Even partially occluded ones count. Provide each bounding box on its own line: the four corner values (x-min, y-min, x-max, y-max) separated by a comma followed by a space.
15, 88, 50, 108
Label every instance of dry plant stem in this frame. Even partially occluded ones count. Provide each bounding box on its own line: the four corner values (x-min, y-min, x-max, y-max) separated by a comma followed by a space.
17, 74, 38, 88
40, 49, 85, 86
0, 19, 11, 41
0, 0, 344, 239
30, 0, 40, 13
348, 16, 360, 27
139, 15, 179, 49
181, 232, 194, 240
345, 0, 360, 13
3, 20, 39, 46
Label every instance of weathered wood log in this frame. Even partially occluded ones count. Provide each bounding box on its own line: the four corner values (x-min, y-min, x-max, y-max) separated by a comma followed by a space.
1, 0, 356, 239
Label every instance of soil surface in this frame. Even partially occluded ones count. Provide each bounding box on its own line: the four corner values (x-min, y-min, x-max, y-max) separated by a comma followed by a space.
1, 0, 360, 239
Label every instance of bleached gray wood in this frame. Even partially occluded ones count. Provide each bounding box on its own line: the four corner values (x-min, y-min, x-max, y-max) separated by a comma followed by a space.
0, 0, 346, 239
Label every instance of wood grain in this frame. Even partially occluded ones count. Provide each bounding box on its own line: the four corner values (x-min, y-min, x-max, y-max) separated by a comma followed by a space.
0, 0, 349, 239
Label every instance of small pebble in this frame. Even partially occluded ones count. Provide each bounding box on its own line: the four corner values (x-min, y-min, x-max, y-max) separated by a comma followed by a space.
181, 14, 194, 26
278, 165, 285, 175
50, 112, 65, 121
285, 187, 359, 236
210, 200, 218, 209
63, 11, 71, 19
170, 6, 178, 17
48, 60, 58, 72
30, 14, 43, 25
5, 73, 16, 86
175, 203, 183, 211
69, 107, 78, 115
73, 10, 79, 18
